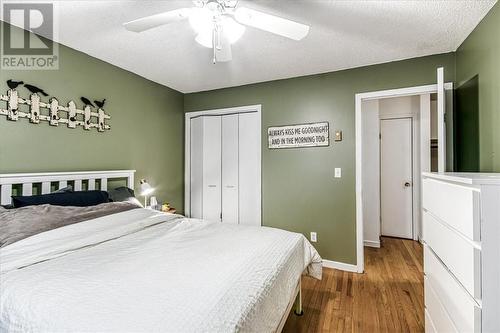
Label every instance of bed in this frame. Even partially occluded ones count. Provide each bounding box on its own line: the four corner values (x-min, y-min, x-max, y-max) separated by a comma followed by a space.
0, 170, 322, 332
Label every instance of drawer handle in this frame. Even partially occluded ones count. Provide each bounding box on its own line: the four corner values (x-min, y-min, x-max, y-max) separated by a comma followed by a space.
225, 185, 236, 188
208, 185, 217, 188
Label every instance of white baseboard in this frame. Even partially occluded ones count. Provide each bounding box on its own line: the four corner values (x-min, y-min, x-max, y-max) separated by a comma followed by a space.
364, 240, 381, 248
322, 259, 359, 272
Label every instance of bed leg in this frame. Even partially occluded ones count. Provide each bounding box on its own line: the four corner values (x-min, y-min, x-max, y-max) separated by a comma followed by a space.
294, 279, 303, 316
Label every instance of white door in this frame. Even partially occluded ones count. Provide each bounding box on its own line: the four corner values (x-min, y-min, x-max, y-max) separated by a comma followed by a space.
190, 117, 204, 219
202, 116, 222, 222
238, 112, 261, 225
380, 118, 413, 239
221, 114, 239, 224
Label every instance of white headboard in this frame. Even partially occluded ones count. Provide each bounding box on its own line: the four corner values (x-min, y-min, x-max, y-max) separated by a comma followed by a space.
0, 170, 135, 206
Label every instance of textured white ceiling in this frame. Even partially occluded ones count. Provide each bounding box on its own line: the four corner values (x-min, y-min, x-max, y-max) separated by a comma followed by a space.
8, 1, 498, 92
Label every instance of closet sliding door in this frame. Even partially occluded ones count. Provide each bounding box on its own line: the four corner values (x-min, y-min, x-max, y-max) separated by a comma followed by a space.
187, 108, 261, 226
202, 116, 222, 222
239, 112, 261, 225
190, 117, 204, 219
222, 114, 239, 224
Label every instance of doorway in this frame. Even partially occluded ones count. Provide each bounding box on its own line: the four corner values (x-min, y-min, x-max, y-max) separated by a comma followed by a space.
355, 68, 454, 273
380, 117, 413, 239
360, 94, 422, 249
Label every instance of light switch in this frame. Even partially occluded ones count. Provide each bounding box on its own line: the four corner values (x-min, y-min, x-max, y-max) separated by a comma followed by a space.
334, 168, 342, 178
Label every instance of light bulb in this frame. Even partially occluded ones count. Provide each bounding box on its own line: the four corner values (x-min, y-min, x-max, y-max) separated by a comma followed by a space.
189, 7, 213, 34
221, 16, 245, 44
193, 16, 245, 48
195, 31, 213, 48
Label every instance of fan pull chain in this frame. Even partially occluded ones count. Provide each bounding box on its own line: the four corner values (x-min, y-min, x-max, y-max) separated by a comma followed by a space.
215, 25, 222, 50
212, 24, 217, 64
212, 18, 223, 64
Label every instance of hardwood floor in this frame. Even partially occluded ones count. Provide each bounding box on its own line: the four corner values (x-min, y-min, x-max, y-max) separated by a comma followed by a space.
283, 237, 424, 333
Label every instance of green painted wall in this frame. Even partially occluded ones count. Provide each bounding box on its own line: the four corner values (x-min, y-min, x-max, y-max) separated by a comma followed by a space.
7, 11, 491, 264
456, 3, 500, 171
185, 53, 455, 264
454, 75, 479, 172
0, 23, 185, 211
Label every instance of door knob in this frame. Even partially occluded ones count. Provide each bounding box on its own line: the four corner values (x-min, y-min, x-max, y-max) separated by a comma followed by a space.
404, 182, 411, 187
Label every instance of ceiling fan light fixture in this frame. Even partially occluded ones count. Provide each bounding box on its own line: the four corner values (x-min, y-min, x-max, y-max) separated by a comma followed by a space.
222, 0, 239, 9
188, 7, 213, 34
221, 17, 245, 43
192, 0, 208, 8
195, 31, 213, 48
194, 16, 244, 48
124, 0, 309, 63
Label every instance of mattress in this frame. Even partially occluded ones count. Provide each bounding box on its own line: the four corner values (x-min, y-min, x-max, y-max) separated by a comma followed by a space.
0, 208, 322, 332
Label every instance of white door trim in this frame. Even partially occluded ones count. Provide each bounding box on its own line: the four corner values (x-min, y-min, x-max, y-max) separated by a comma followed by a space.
355, 83, 452, 273
437, 68, 446, 172
184, 105, 262, 219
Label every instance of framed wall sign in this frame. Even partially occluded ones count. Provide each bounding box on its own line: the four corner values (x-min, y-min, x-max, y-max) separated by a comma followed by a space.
268, 122, 329, 149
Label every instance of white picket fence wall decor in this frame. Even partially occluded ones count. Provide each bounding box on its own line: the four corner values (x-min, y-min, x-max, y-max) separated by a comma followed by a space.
0, 88, 110, 132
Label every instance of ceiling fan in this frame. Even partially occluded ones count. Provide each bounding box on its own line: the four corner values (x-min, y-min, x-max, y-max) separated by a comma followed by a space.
123, 0, 310, 63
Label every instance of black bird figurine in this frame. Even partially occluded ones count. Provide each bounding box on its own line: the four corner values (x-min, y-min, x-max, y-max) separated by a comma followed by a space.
80, 97, 94, 108
94, 99, 106, 109
24, 84, 48, 96
7, 79, 23, 89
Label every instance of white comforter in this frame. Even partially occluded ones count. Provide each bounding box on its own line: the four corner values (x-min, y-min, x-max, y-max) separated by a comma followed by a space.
0, 208, 322, 333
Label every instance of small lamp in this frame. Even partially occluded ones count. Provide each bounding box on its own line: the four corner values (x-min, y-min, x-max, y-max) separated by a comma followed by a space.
140, 179, 154, 207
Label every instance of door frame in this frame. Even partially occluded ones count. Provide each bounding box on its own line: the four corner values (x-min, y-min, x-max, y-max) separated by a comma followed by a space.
379, 116, 414, 239
184, 104, 262, 218
355, 83, 453, 273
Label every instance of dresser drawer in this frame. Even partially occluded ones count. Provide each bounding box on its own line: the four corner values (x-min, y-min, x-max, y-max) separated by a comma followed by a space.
422, 178, 480, 241
424, 245, 481, 332
423, 210, 481, 300
425, 277, 457, 333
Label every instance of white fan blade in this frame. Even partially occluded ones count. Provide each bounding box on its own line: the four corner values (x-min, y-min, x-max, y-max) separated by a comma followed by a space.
215, 35, 232, 62
124, 8, 191, 32
234, 7, 309, 41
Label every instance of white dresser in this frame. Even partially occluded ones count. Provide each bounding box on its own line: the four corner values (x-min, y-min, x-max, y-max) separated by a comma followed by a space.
422, 172, 500, 333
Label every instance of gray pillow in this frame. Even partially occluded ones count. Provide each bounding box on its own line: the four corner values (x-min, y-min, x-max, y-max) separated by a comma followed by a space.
53, 185, 73, 193
108, 187, 136, 202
